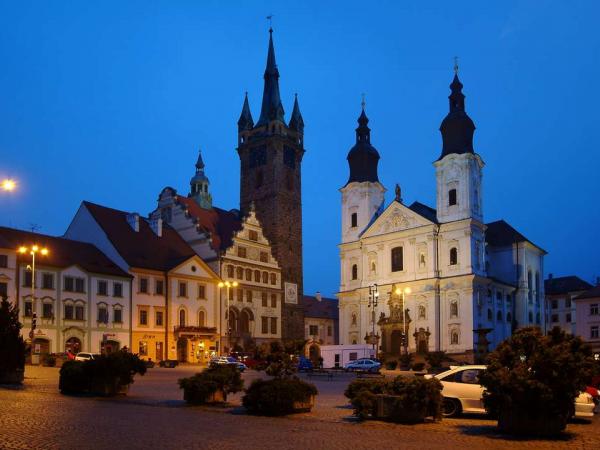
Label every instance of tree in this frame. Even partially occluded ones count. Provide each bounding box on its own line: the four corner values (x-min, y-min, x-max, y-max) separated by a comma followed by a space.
0, 297, 26, 384
479, 326, 595, 436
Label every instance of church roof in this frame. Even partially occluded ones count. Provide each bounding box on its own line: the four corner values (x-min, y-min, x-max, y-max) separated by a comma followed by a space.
301, 295, 339, 320
407, 201, 438, 224
346, 107, 380, 185
0, 226, 130, 278
175, 196, 242, 252
82, 201, 196, 271
545, 276, 593, 295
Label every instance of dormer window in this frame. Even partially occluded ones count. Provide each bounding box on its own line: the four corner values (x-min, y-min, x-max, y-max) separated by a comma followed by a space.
448, 189, 457, 206
351, 213, 357, 228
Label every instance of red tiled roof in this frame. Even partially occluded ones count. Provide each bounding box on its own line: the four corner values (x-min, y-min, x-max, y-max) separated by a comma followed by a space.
175, 196, 242, 252
0, 226, 130, 278
545, 275, 593, 295
83, 201, 196, 271
574, 284, 600, 300
301, 295, 339, 320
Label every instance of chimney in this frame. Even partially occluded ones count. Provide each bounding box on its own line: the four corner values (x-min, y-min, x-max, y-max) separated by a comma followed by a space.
126, 213, 140, 232
149, 217, 163, 237
315, 291, 322, 302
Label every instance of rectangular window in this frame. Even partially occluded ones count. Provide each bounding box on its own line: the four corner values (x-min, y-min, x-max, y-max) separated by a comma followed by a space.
565, 313, 572, 323
42, 303, 53, 319
327, 325, 332, 337
24, 271, 33, 287
113, 282, 123, 298
228, 288, 234, 301
139, 310, 148, 325
448, 188, 457, 206
0, 254, 7, 268
261, 316, 268, 334
178, 281, 187, 297
349, 352, 358, 361
64, 276, 74, 292
565, 297, 572, 308
0, 282, 7, 299
591, 304, 599, 316
236, 288, 243, 301
259, 251, 269, 263
98, 307, 108, 323
97, 280, 108, 296
270, 317, 277, 335
42, 273, 54, 290
75, 278, 85, 293
248, 230, 258, 241
155, 279, 164, 295
391, 246, 404, 272
351, 212, 358, 228
155, 311, 163, 327
270, 294, 277, 308
237, 246, 247, 258
262, 292, 268, 307
114, 309, 122, 323
197, 284, 206, 299
551, 314, 559, 323
591, 326, 599, 339
75, 305, 84, 320
246, 290, 253, 303
551, 300, 558, 309
24, 301, 33, 317
139, 278, 148, 294
139, 341, 148, 356
64, 304, 74, 320
309, 325, 318, 335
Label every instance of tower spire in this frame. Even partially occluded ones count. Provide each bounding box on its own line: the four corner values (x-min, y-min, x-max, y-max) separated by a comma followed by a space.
189, 148, 212, 209
237, 92, 254, 131
256, 28, 285, 126
288, 93, 304, 132
346, 101, 380, 185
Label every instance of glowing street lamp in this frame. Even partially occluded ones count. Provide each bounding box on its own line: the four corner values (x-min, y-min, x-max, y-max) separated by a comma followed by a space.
18, 245, 49, 343
218, 280, 238, 354
1, 179, 16, 192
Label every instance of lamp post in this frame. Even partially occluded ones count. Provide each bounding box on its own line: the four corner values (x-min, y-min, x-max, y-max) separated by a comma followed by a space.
367, 284, 379, 354
18, 245, 49, 357
394, 286, 411, 355
218, 280, 238, 355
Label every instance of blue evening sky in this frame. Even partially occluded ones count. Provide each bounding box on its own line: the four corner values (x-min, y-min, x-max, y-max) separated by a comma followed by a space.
1, 1, 599, 296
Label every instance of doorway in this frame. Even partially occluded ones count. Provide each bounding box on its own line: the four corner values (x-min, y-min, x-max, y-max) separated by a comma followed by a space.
156, 342, 164, 361
177, 338, 188, 362
65, 337, 82, 354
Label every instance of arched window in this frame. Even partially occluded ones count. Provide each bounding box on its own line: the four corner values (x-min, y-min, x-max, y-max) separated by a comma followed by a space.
97, 304, 108, 324
254, 270, 261, 282
450, 330, 459, 345
236, 267, 243, 279
391, 246, 403, 272
198, 310, 205, 327
418, 305, 426, 320
497, 311, 503, 321
262, 271, 268, 284
506, 312, 512, 323
351, 264, 358, 280
179, 309, 186, 327
351, 213, 357, 228
450, 300, 458, 318
351, 312, 357, 326
227, 265, 234, 278
245, 269, 252, 281
487, 309, 492, 321
448, 188, 457, 206
449, 247, 458, 266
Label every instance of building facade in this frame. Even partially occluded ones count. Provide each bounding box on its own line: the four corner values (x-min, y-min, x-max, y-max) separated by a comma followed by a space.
0, 227, 132, 359
235, 29, 305, 340
64, 201, 222, 363
302, 293, 339, 346
574, 284, 600, 357
337, 71, 546, 361
544, 275, 593, 335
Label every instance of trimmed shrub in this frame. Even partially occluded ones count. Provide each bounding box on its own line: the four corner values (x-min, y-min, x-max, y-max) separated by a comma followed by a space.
243, 378, 318, 416
0, 297, 25, 384
480, 327, 595, 437
59, 361, 89, 394
411, 362, 425, 371
385, 360, 398, 370
425, 351, 446, 370
398, 353, 413, 369
43, 354, 57, 367
179, 366, 244, 404
344, 378, 388, 401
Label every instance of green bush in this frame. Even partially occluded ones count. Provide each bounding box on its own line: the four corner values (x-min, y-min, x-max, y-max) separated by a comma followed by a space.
398, 353, 413, 368
0, 297, 25, 383
59, 351, 147, 396
412, 362, 425, 371
179, 366, 244, 404
479, 327, 595, 436
243, 378, 318, 416
344, 378, 388, 400
425, 351, 446, 369
385, 360, 398, 370
43, 354, 57, 367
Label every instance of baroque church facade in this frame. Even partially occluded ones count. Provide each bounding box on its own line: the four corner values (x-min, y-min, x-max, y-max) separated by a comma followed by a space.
338, 71, 546, 360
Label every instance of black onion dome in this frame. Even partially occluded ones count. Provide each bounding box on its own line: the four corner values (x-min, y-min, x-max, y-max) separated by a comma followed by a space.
438, 73, 476, 160
346, 108, 380, 185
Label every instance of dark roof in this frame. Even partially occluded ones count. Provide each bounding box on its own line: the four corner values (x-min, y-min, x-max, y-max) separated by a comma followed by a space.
176, 196, 242, 252
301, 295, 339, 320
288, 94, 304, 132
346, 108, 380, 185
83, 201, 196, 271
237, 92, 254, 131
574, 285, 600, 300
408, 201, 438, 223
438, 73, 476, 160
545, 276, 593, 295
0, 226, 130, 278
485, 220, 543, 250
256, 29, 285, 127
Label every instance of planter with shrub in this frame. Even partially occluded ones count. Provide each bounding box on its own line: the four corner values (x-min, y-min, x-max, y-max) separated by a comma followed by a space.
479, 327, 595, 437
179, 366, 244, 405
345, 376, 442, 423
59, 351, 147, 396
0, 297, 26, 385
398, 353, 413, 370
411, 362, 425, 371
424, 351, 446, 372
385, 360, 397, 370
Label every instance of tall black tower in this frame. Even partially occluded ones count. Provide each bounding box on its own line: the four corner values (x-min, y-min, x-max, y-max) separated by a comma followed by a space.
237, 29, 305, 340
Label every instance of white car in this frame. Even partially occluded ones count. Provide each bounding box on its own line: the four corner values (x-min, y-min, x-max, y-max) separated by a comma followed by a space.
427, 365, 595, 419
74, 352, 98, 362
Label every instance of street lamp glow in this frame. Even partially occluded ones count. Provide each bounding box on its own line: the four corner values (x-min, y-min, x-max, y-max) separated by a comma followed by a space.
404, 287, 411, 294
232, 281, 239, 287
218, 282, 224, 288
18, 246, 27, 254
1, 179, 16, 192
40, 248, 49, 256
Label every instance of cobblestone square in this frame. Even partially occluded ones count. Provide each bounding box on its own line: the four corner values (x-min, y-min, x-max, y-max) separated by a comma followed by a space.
0, 366, 598, 450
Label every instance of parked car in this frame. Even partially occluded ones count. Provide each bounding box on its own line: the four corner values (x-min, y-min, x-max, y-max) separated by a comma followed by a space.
144, 359, 156, 368
74, 352, 98, 362
296, 356, 313, 372
159, 359, 179, 368
427, 365, 596, 419
210, 356, 247, 372
344, 359, 381, 373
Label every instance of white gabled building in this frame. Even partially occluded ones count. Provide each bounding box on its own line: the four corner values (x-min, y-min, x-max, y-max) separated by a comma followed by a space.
338, 71, 546, 362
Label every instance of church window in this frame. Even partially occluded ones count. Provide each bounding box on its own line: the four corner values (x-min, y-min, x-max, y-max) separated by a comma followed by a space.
227, 265, 234, 278
419, 252, 426, 268
450, 300, 458, 318
236, 267, 243, 279
254, 270, 261, 282
351, 213, 357, 228
450, 330, 459, 345
249, 146, 266, 168
535, 272, 540, 304
351, 312, 357, 326
496, 292, 502, 302
487, 309, 492, 321
245, 269, 252, 281
351, 264, 358, 280
448, 189, 457, 206
418, 305, 426, 320
497, 311, 502, 321
506, 294, 511, 304
391, 247, 404, 272
527, 270, 533, 303
284, 146, 296, 169
449, 247, 458, 266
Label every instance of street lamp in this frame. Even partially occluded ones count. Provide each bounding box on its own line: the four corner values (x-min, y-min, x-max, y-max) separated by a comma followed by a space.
367, 284, 379, 354
18, 245, 49, 351
395, 286, 411, 355
218, 280, 238, 355
1, 179, 16, 192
